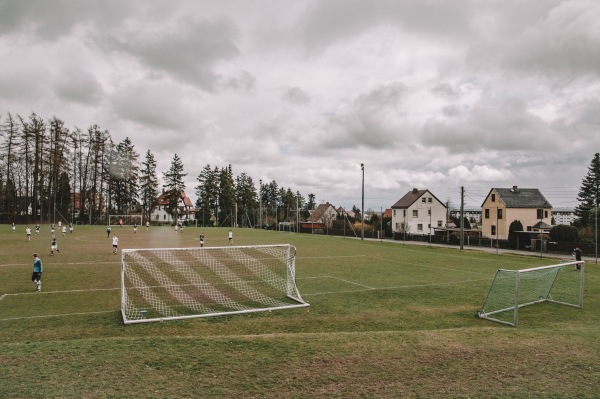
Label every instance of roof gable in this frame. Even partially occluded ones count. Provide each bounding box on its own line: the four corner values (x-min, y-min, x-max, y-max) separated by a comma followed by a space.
484, 187, 552, 209
307, 203, 336, 222
391, 188, 447, 209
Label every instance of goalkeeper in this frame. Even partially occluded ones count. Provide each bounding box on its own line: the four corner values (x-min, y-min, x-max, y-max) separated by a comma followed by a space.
32, 253, 43, 292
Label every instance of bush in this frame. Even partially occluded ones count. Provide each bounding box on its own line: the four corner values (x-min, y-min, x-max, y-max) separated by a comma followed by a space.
549, 224, 579, 242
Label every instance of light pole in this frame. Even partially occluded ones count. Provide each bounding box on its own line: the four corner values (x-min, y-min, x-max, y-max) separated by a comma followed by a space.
361, 163, 364, 240
259, 179, 262, 230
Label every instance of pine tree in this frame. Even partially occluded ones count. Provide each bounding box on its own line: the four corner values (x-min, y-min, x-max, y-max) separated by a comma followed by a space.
195, 164, 219, 226
218, 165, 236, 226
575, 153, 600, 228
162, 154, 187, 222
234, 172, 257, 227
139, 150, 159, 224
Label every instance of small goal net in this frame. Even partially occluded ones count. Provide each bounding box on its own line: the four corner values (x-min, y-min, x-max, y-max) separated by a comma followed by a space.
109, 214, 142, 226
478, 260, 584, 326
121, 244, 309, 324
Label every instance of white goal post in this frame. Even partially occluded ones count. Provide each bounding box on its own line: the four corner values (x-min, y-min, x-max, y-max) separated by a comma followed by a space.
478, 260, 584, 326
121, 244, 309, 324
109, 214, 142, 226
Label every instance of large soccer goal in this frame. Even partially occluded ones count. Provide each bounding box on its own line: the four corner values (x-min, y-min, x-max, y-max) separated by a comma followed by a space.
478, 260, 584, 326
121, 244, 309, 324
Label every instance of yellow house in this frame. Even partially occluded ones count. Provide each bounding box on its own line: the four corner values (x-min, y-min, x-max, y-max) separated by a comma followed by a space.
481, 186, 552, 240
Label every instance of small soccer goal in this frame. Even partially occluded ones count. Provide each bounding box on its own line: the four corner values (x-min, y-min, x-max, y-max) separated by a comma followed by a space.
121, 244, 309, 324
109, 214, 142, 226
478, 260, 584, 326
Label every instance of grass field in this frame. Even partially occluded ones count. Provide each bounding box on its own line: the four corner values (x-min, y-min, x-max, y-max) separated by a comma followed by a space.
1, 225, 599, 398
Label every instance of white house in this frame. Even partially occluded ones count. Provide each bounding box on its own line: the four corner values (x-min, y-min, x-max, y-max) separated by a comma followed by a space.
151, 191, 196, 224
390, 188, 448, 236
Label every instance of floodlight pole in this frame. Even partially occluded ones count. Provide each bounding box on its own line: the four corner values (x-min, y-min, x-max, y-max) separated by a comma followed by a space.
361, 163, 364, 240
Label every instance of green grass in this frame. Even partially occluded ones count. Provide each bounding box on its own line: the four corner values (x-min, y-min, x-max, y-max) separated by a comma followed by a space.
1, 225, 599, 398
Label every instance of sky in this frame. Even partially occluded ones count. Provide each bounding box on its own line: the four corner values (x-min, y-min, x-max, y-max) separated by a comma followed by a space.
1, 0, 599, 212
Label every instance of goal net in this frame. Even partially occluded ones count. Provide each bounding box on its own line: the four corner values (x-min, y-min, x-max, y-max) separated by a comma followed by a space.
109, 214, 142, 226
121, 244, 309, 324
478, 260, 584, 326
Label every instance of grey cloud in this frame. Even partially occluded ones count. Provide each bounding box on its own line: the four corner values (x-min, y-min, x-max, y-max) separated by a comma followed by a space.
0, 0, 137, 39
54, 70, 104, 105
355, 82, 406, 109
468, 1, 600, 81
431, 83, 460, 99
281, 86, 311, 105
101, 16, 240, 91
222, 71, 256, 93
295, 0, 474, 53
421, 99, 556, 152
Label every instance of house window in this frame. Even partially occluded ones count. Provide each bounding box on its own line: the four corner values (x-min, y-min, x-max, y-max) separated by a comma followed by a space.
403, 209, 406, 217
428, 197, 432, 203
497, 209, 503, 219
537, 209, 543, 219
393, 210, 396, 217
163, 215, 166, 220
413, 210, 418, 218
485, 209, 490, 219
428, 209, 431, 216
417, 224, 423, 231
422, 198, 426, 203
438, 220, 443, 227
491, 225, 496, 235
491, 194, 496, 202
545, 210, 548, 218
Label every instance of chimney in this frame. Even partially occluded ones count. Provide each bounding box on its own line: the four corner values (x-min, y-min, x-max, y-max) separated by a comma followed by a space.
511, 185, 518, 192
412, 188, 418, 194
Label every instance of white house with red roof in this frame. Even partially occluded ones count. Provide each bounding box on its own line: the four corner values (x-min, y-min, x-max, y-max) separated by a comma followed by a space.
390, 188, 447, 236
151, 191, 196, 224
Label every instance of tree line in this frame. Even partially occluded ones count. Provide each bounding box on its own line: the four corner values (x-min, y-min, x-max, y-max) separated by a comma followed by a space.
0, 112, 320, 226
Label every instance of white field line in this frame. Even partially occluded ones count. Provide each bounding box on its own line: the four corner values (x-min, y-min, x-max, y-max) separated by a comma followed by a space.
0, 287, 120, 300
298, 275, 490, 297
0, 261, 115, 268
0, 310, 115, 322
296, 255, 366, 260
368, 256, 490, 275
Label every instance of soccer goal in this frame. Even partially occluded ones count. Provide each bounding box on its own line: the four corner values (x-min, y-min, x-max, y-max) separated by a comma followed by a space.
478, 260, 584, 326
121, 244, 309, 324
109, 214, 142, 226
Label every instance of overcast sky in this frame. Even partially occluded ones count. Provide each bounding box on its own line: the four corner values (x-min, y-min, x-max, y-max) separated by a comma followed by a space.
1, 0, 598, 211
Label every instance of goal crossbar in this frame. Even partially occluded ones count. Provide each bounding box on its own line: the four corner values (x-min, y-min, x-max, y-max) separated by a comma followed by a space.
478, 260, 584, 326
121, 244, 309, 324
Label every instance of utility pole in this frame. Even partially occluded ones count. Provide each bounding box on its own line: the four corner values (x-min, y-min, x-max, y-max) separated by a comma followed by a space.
460, 186, 464, 250
361, 163, 364, 240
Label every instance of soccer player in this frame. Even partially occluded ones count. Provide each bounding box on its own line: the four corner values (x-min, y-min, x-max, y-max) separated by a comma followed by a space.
112, 235, 119, 254
133, 223, 137, 234
69, 222, 73, 233
107, 225, 112, 237
35, 224, 40, 235
32, 253, 43, 292
573, 247, 583, 270
50, 235, 60, 255
50, 224, 55, 235
12, 222, 16, 232
146, 221, 149, 231
26, 226, 31, 241
228, 230, 233, 245
199, 233, 205, 247
62, 225, 67, 236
